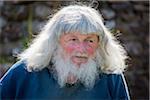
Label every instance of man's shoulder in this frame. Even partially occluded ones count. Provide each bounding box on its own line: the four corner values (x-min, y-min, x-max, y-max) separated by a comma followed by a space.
100, 73, 126, 89
100, 73, 130, 99
6, 60, 27, 74
101, 73, 123, 79
9, 60, 27, 72
100, 73, 124, 84
0, 60, 27, 82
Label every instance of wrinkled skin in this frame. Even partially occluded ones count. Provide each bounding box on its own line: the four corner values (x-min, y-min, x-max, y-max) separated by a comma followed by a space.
59, 32, 99, 67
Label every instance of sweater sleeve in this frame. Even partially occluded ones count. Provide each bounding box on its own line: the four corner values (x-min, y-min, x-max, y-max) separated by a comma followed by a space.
107, 73, 130, 100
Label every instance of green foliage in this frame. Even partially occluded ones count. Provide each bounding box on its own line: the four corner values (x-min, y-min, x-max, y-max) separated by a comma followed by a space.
110, 29, 121, 35
21, 36, 32, 49
0, 56, 13, 64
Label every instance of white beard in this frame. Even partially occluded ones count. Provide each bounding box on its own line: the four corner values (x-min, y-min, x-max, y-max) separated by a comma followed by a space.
51, 47, 100, 89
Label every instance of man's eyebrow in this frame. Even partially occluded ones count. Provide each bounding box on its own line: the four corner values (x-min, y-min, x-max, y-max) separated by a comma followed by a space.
86, 36, 98, 39
86, 37, 94, 39
66, 35, 77, 39
68, 35, 77, 38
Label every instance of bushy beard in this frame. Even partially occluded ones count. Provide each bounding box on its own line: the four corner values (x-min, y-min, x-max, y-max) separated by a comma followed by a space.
52, 47, 100, 89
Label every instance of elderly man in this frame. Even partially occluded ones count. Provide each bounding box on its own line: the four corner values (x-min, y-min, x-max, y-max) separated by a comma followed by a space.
0, 5, 130, 99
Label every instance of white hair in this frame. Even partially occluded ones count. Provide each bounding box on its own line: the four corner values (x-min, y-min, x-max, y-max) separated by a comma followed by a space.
18, 5, 128, 73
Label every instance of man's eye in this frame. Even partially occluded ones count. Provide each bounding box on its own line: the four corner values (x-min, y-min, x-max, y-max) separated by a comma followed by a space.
88, 40, 94, 43
70, 38, 77, 41
69, 38, 77, 42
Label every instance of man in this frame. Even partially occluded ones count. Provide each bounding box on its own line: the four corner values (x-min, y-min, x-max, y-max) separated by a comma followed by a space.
0, 5, 130, 99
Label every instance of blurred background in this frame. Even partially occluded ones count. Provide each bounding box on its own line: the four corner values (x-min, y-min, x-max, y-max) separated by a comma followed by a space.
0, 0, 149, 100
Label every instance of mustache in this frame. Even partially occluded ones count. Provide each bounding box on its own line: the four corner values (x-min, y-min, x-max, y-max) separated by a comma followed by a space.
72, 52, 88, 58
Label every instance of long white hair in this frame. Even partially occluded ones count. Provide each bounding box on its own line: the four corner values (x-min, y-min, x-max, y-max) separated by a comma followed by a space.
18, 5, 128, 73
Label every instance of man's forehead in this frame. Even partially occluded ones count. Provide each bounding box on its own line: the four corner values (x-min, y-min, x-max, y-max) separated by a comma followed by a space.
62, 32, 99, 37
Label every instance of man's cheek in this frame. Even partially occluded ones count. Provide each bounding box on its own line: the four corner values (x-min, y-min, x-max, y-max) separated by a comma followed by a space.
65, 45, 75, 54
87, 48, 95, 56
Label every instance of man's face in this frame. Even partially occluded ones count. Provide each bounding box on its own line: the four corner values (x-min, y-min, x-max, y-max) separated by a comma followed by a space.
59, 32, 99, 67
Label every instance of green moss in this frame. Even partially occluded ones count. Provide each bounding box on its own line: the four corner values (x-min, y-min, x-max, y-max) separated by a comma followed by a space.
21, 36, 32, 49
0, 56, 14, 64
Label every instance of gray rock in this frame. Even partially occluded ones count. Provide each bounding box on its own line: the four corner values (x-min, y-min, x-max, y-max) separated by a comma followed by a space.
134, 4, 147, 11
105, 20, 116, 29
101, 9, 115, 20
1, 22, 23, 42
32, 20, 46, 34
0, 1, 3, 8
129, 21, 139, 28
0, 17, 7, 33
124, 41, 143, 56
0, 41, 22, 56
2, 5, 28, 21
20, 21, 28, 36
111, 2, 132, 11
35, 4, 51, 19
118, 11, 137, 22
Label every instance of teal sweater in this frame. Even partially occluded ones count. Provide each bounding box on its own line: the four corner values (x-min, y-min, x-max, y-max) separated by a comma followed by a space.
0, 60, 130, 100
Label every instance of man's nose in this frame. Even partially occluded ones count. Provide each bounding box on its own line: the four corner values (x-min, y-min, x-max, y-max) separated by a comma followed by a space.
76, 43, 86, 53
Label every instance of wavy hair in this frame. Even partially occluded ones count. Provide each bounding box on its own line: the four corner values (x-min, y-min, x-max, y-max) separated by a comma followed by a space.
18, 5, 128, 73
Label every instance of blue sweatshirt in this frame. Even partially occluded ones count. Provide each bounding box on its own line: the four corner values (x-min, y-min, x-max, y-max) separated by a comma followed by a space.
0, 60, 130, 100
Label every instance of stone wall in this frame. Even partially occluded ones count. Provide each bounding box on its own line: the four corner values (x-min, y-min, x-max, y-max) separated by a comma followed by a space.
0, 1, 149, 99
